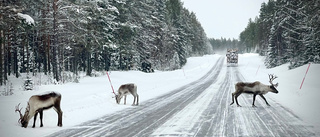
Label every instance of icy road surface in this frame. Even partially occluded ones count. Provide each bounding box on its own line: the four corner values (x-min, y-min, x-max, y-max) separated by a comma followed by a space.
48, 57, 314, 137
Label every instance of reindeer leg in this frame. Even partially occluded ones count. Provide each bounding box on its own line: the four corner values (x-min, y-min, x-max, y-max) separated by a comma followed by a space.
235, 93, 242, 107
132, 94, 139, 106
132, 95, 136, 106
230, 93, 235, 105
54, 105, 63, 127
39, 109, 43, 127
136, 94, 139, 106
33, 112, 38, 128
124, 95, 127, 105
252, 94, 257, 107
58, 109, 63, 127
59, 110, 63, 127
259, 94, 270, 106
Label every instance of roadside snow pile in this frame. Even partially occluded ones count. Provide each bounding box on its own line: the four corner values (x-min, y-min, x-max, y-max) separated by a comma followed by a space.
237, 53, 320, 135
0, 54, 220, 137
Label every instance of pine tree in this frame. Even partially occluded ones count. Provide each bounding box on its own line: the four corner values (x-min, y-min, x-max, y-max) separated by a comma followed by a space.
265, 24, 280, 68
242, 0, 320, 69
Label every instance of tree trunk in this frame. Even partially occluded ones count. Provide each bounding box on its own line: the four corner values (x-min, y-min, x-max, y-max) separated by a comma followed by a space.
0, 29, 3, 85
52, 0, 60, 82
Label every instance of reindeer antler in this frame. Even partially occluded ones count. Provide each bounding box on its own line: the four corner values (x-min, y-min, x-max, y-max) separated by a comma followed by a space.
15, 103, 23, 124
26, 102, 30, 113
268, 74, 278, 87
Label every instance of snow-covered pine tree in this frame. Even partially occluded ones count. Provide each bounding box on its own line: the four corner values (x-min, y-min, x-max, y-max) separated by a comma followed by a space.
301, 0, 320, 65
23, 75, 33, 90
265, 23, 280, 68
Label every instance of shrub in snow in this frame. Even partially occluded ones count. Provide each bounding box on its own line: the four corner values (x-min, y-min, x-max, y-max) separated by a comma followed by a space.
73, 75, 80, 83
91, 70, 103, 77
0, 81, 14, 96
23, 76, 33, 91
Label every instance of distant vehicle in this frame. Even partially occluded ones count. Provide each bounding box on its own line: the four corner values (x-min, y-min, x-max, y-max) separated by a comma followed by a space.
226, 49, 238, 66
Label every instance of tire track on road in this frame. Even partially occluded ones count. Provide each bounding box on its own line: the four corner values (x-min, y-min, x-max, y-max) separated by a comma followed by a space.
48, 57, 315, 137
192, 65, 314, 137
233, 66, 315, 136
48, 57, 224, 137
193, 66, 238, 137
151, 60, 228, 136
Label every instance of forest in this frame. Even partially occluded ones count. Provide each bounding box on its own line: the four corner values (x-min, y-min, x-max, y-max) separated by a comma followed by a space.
208, 38, 241, 53
1, 0, 319, 87
239, 0, 320, 69
0, 0, 212, 85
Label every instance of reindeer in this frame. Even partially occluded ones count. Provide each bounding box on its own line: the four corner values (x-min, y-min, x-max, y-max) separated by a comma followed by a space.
15, 92, 63, 128
115, 83, 139, 106
230, 74, 279, 107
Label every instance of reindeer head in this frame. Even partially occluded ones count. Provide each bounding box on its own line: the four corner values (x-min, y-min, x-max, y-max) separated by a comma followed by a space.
268, 74, 279, 94
112, 92, 120, 104
115, 94, 121, 104
15, 103, 30, 128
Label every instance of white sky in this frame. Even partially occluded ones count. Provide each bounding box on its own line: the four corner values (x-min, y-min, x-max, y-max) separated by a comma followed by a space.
181, 0, 267, 39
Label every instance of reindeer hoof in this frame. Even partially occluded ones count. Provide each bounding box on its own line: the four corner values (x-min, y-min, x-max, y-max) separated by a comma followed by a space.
237, 105, 242, 107
230, 102, 234, 105
252, 105, 257, 107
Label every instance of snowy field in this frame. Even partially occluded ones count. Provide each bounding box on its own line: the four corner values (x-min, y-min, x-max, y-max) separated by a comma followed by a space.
0, 53, 319, 136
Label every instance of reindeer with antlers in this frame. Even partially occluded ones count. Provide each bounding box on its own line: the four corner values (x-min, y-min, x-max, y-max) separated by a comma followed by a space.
15, 92, 63, 128
230, 74, 279, 107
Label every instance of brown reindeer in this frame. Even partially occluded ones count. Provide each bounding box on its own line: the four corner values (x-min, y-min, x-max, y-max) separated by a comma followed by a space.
230, 74, 279, 107
15, 92, 63, 128
115, 83, 139, 106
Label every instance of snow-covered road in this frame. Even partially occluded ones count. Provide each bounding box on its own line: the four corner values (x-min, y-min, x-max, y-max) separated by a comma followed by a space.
47, 57, 314, 137
154, 66, 313, 136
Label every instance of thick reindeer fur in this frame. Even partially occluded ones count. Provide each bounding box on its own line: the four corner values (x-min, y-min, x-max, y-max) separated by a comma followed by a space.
115, 83, 139, 106
230, 81, 278, 107
19, 92, 63, 128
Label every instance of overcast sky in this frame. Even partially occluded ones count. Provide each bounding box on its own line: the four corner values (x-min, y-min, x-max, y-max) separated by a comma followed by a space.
181, 0, 267, 40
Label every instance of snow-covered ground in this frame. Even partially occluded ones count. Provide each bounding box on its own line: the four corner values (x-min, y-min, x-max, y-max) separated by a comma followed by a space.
0, 53, 319, 136
0, 55, 219, 136
237, 53, 320, 135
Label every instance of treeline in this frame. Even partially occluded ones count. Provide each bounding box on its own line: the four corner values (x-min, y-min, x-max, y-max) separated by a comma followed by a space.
0, 0, 212, 85
209, 38, 241, 53
239, 0, 320, 69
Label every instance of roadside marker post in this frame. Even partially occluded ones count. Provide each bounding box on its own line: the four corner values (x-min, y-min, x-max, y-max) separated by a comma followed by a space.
106, 71, 116, 95
255, 65, 260, 76
300, 63, 311, 90
182, 68, 186, 77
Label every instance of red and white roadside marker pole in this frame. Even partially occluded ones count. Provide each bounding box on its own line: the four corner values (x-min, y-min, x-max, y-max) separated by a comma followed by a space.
182, 68, 186, 77
255, 65, 260, 77
300, 63, 311, 90
106, 71, 116, 95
